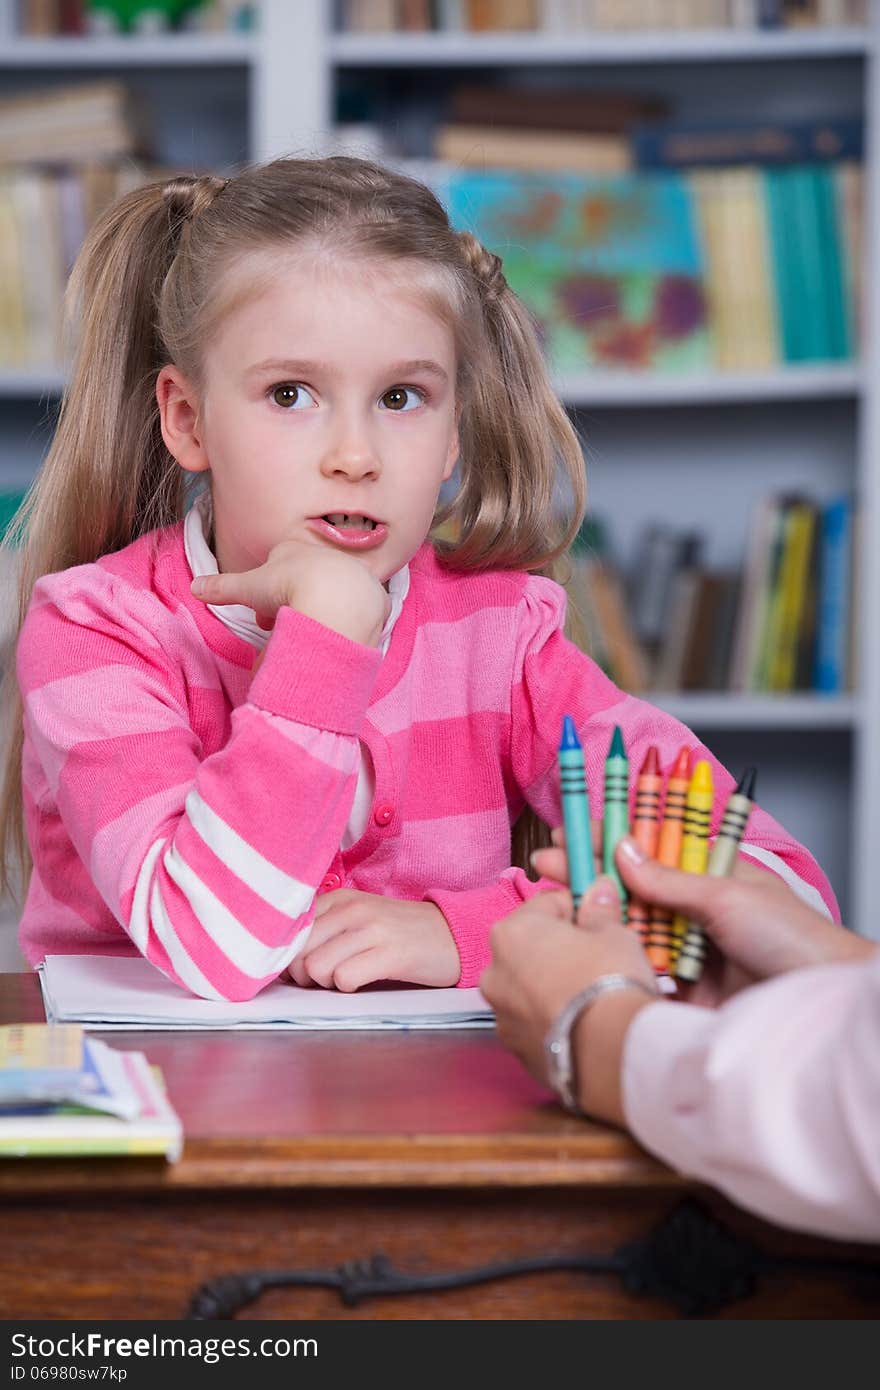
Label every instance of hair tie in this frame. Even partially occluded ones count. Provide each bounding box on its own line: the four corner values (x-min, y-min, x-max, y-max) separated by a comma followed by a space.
162, 173, 229, 225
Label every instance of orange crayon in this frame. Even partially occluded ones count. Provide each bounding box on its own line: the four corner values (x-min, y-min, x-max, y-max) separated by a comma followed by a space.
644, 745, 691, 974
627, 745, 662, 942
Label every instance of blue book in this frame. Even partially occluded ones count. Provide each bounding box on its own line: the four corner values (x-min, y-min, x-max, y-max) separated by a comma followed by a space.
814, 496, 854, 694
632, 118, 863, 171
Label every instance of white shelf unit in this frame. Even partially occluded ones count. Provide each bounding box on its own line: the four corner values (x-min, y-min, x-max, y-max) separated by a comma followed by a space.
329, 26, 873, 66
0, 0, 876, 936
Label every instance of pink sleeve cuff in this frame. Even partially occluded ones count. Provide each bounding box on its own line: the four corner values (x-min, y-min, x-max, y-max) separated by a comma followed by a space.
424, 878, 530, 987
248, 606, 382, 734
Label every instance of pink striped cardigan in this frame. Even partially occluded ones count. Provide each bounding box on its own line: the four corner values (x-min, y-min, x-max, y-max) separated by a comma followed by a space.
16, 526, 837, 1000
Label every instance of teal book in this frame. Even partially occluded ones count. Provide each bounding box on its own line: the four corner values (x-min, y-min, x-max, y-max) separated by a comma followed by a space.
445, 171, 711, 374
788, 166, 828, 360
811, 166, 851, 361
763, 168, 800, 362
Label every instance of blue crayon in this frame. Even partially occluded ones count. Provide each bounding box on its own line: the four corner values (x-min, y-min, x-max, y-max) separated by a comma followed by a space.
558, 715, 595, 913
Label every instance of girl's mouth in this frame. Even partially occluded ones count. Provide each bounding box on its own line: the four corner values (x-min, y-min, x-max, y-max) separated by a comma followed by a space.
307, 515, 388, 550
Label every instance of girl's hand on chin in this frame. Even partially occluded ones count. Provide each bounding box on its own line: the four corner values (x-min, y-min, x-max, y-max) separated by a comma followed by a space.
283, 891, 461, 992
191, 537, 390, 647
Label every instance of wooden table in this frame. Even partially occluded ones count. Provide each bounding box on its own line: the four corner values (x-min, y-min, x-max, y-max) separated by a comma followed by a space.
1, 973, 878, 1320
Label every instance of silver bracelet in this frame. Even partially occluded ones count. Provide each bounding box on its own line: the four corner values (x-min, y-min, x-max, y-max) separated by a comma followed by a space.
543, 973, 659, 1116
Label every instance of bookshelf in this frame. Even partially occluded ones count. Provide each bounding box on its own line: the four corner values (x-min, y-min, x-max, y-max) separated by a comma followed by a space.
0, 0, 877, 944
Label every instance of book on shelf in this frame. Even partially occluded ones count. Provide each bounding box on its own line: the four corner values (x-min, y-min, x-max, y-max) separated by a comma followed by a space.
434, 125, 631, 174
762, 497, 818, 691
336, 0, 868, 31
446, 85, 669, 134
0, 1022, 182, 1160
0, 81, 144, 165
0, 160, 164, 369
814, 494, 854, 693
627, 522, 691, 663
446, 169, 712, 374
577, 493, 855, 697
564, 519, 650, 693
14, 0, 256, 35
632, 117, 864, 170
650, 536, 704, 691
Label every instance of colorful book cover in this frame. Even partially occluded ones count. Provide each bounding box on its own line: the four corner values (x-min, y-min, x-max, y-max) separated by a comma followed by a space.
446, 170, 711, 373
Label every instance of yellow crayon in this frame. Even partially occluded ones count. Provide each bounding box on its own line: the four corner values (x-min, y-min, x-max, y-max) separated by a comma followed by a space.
669, 759, 713, 971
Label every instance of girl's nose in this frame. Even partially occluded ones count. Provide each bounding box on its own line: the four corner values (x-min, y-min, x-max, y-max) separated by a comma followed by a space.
320, 424, 381, 481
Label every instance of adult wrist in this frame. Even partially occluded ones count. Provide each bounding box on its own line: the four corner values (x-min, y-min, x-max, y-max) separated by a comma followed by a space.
543, 973, 657, 1119
574, 986, 657, 1126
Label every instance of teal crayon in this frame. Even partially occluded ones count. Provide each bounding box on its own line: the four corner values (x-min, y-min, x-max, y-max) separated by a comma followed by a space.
602, 725, 629, 915
558, 715, 595, 913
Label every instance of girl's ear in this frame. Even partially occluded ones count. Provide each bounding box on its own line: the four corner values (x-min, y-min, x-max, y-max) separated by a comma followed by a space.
157, 365, 209, 474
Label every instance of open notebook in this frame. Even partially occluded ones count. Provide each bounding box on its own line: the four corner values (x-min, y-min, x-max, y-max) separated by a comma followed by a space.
38, 955, 495, 1032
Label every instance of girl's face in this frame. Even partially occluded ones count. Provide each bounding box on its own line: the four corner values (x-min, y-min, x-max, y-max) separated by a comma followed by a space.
163, 256, 460, 587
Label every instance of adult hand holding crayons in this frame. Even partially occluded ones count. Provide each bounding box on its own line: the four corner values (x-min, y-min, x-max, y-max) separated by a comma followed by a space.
530, 829, 873, 1007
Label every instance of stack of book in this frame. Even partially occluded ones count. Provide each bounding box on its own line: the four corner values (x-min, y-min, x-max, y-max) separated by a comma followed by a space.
0, 81, 166, 368
0, 1022, 182, 1159
337, 0, 868, 33
433, 85, 667, 175
567, 494, 855, 695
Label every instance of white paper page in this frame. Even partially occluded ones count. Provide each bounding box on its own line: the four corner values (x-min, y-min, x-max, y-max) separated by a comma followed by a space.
38, 955, 495, 1032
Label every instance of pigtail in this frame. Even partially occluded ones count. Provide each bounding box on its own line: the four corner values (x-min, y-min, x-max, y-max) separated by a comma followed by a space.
0, 174, 224, 899
435, 231, 586, 580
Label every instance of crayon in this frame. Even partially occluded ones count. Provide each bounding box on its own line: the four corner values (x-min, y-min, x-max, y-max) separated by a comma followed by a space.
558, 715, 595, 914
645, 745, 691, 974
674, 767, 757, 984
602, 725, 630, 914
669, 759, 714, 971
627, 745, 661, 942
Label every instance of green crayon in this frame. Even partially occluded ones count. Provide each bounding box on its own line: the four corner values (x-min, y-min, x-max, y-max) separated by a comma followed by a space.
674, 767, 757, 984
558, 715, 595, 914
602, 725, 630, 914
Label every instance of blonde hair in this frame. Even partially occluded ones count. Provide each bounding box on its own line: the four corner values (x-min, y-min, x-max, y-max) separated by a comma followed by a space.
0, 156, 586, 899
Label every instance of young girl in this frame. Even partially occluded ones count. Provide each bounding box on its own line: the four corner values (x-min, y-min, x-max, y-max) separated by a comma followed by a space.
1, 156, 836, 1002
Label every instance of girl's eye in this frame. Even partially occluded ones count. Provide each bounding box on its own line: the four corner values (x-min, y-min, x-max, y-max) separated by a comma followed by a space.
380, 386, 424, 413
271, 383, 315, 410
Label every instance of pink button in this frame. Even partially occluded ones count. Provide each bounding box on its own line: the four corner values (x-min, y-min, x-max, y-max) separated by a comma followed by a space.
320, 872, 342, 892
373, 803, 394, 827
